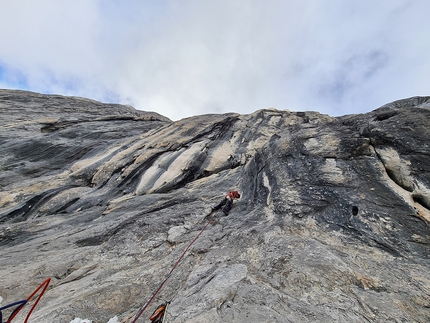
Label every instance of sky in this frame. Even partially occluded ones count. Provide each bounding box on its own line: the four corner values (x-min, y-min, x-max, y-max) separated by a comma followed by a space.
0, 0, 429, 121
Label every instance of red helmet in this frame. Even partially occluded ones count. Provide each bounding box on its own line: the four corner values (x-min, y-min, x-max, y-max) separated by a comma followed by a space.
227, 191, 240, 199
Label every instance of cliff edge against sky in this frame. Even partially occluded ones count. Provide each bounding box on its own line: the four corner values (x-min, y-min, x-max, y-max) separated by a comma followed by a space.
0, 90, 429, 322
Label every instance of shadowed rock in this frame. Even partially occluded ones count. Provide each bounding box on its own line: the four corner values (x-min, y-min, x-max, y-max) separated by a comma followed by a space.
0, 89, 429, 322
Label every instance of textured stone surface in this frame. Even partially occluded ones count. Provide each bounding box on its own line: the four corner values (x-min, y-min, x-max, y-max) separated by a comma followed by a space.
0, 90, 429, 322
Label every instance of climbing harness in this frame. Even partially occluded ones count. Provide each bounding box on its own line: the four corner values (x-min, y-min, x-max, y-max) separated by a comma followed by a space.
131, 214, 218, 323
0, 278, 50, 323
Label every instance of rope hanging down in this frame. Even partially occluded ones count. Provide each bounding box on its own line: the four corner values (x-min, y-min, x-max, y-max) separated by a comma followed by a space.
132, 215, 216, 323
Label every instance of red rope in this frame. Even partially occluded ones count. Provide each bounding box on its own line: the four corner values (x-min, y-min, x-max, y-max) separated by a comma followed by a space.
132, 218, 214, 322
7, 278, 51, 323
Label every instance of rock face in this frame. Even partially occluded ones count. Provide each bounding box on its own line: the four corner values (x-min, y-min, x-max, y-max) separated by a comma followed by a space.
0, 89, 429, 323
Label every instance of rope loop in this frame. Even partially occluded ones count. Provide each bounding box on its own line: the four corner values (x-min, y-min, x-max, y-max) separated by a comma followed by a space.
2, 278, 51, 323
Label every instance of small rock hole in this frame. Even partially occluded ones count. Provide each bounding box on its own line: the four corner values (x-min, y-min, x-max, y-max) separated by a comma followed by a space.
412, 194, 430, 211
352, 206, 359, 216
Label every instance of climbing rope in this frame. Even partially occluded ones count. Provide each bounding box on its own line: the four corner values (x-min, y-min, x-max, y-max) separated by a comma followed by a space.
161, 301, 169, 323
132, 214, 216, 322
1, 278, 51, 323
0, 300, 26, 323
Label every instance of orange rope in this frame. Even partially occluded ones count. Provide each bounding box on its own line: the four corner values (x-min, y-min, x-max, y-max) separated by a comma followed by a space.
7, 278, 51, 323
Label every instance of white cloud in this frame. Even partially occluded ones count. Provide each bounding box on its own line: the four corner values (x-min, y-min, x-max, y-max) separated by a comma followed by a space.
0, 0, 429, 120
0, 1, 100, 71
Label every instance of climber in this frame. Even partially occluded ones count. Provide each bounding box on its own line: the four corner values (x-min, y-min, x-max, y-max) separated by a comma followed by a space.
211, 190, 241, 215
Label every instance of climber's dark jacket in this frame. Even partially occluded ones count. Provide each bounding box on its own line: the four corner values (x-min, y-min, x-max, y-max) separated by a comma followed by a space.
212, 190, 240, 215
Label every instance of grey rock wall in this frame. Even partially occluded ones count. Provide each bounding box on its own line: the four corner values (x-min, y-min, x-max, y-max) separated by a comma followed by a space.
0, 89, 429, 322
